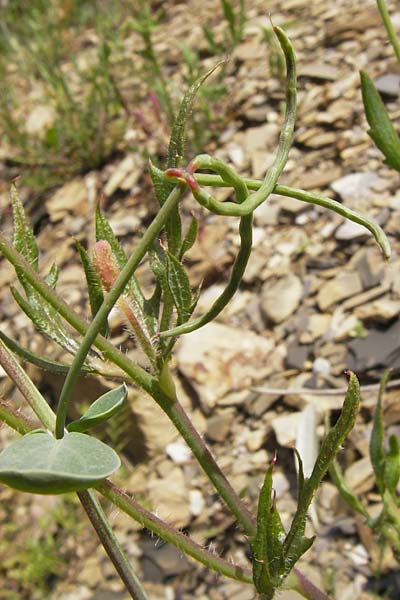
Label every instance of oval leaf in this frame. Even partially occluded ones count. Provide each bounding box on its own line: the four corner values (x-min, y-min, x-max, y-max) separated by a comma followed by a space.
67, 384, 128, 433
0, 431, 120, 494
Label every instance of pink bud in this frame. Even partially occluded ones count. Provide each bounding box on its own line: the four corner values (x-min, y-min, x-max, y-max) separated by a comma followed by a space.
92, 240, 120, 291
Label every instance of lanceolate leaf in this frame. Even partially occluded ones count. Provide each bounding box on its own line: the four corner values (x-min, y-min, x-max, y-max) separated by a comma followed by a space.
149, 162, 181, 256
76, 242, 106, 334
67, 384, 127, 433
266, 494, 286, 579
329, 458, 369, 518
283, 372, 360, 573
361, 70, 400, 172
166, 251, 192, 324
179, 215, 198, 259
370, 369, 390, 493
167, 62, 223, 168
384, 434, 400, 498
0, 430, 120, 494
11, 286, 80, 356
251, 462, 274, 596
44, 263, 59, 288
11, 184, 38, 271
0, 330, 92, 376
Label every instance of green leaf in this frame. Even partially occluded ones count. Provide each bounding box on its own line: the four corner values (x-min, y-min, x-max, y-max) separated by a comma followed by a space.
283, 533, 314, 574
11, 183, 39, 271
370, 369, 389, 493
179, 215, 198, 259
148, 242, 174, 335
0, 431, 120, 494
293, 447, 305, 503
44, 263, 59, 288
360, 70, 400, 172
76, 242, 107, 335
149, 162, 181, 256
67, 384, 128, 433
11, 286, 80, 356
283, 372, 360, 574
251, 462, 274, 596
384, 434, 400, 498
167, 61, 223, 169
0, 330, 92, 376
166, 251, 192, 324
221, 0, 236, 36
266, 494, 286, 579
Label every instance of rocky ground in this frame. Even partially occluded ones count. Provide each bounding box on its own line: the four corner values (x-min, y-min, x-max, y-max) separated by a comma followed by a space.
0, 1, 400, 599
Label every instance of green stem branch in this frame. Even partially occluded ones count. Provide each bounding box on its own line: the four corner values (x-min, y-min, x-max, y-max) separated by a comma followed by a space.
78, 489, 149, 600
0, 238, 255, 533
54, 184, 184, 438
377, 0, 400, 64
97, 480, 253, 584
193, 174, 391, 259
0, 337, 56, 432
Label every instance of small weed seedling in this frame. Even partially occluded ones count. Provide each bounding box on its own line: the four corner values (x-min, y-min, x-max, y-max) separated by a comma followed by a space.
0, 23, 393, 600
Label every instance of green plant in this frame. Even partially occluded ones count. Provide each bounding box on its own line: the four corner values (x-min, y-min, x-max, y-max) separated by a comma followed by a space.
202, 0, 246, 54
0, 494, 80, 599
360, 0, 400, 172
0, 25, 392, 600
330, 371, 400, 564
0, 0, 129, 189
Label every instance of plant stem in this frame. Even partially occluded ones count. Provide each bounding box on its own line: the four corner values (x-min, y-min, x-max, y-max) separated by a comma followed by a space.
0, 394, 253, 586
150, 384, 257, 536
377, 0, 400, 64
97, 480, 253, 584
55, 184, 185, 438
0, 398, 34, 434
0, 389, 149, 598
0, 337, 56, 432
286, 568, 333, 600
78, 489, 149, 600
0, 238, 256, 533
0, 233, 154, 391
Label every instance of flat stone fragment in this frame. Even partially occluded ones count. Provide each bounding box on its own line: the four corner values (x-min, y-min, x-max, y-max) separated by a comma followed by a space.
317, 271, 363, 311
206, 409, 236, 443
146, 467, 191, 528
299, 62, 339, 81
176, 323, 274, 409
261, 274, 303, 323
354, 298, 400, 322
335, 220, 371, 241
330, 172, 381, 206
271, 412, 302, 447
374, 73, 400, 97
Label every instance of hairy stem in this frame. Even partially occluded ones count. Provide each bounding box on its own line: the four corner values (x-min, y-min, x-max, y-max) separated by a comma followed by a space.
150, 384, 256, 536
0, 238, 256, 532
97, 480, 253, 584
0, 337, 56, 432
78, 489, 149, 600
0, 387, 148, 598
55, 184, 185, 438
